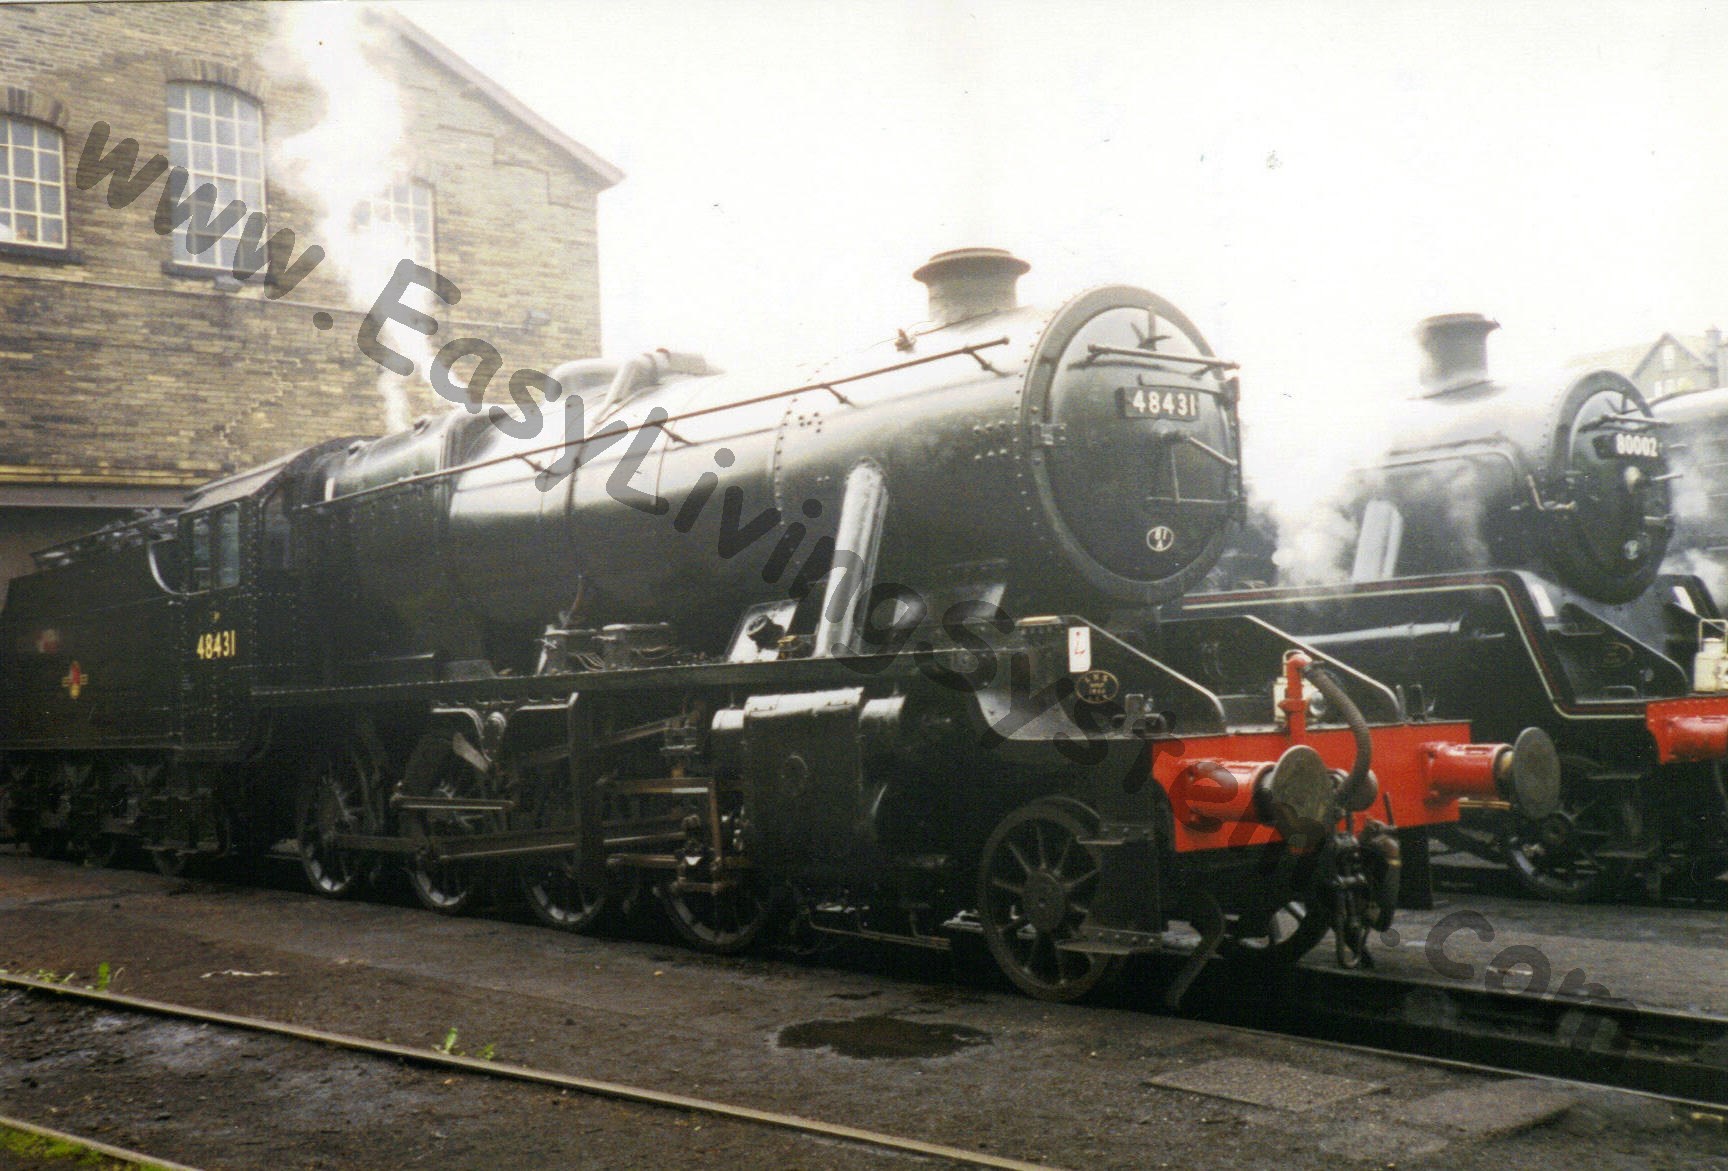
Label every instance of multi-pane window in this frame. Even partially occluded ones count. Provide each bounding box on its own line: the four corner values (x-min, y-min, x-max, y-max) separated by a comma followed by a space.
166, 83, 265, 269
0, 117, 67, 248
356, 178, 436, 268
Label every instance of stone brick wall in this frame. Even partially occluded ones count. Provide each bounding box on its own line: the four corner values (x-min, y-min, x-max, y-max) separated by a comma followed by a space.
0, 1, 610, 486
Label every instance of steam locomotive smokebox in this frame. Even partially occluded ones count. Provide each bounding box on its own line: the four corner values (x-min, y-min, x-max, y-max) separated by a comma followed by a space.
1369, 313, 1676, 604
737, 688, 874, 869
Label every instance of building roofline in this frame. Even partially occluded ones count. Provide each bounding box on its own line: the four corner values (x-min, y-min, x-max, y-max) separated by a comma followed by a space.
374, 9, 625, 191
1632, 331, 1710, 378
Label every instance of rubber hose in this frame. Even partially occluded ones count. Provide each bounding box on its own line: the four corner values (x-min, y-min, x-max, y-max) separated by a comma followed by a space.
1302, 662, 1372, 800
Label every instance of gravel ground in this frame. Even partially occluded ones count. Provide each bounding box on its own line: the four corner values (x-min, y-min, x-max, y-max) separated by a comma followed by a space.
0, 849, 1724, 1170
0, 992, 926, 1171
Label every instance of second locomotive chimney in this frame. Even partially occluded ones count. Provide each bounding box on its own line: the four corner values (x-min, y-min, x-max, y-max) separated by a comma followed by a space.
1416, 312, 1500, 395
913, 247, 1030, 326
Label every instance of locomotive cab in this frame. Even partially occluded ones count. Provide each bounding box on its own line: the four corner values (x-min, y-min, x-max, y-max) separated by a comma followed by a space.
152, 454, 319, 750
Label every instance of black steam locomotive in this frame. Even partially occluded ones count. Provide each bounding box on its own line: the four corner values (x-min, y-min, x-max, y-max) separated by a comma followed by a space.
1187, 314, 1728, 900
1, 251, 1530, 1000
1656, 383, 1728, 603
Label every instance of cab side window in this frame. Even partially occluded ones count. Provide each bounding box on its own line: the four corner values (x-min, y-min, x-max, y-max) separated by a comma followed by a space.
189, 513, 212, 591
262, 491, 290, 571
185, 504, 243, 591
214, 505, 241, 589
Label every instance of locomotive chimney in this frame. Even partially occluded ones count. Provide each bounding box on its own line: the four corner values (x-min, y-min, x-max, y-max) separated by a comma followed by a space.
913, 247, 1030, 326
1416, 312, 1500, 395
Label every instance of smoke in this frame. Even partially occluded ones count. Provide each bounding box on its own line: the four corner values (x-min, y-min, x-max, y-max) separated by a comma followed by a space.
1246, 389, 1402, 586
272, 2, 425, 432
1243, 338, 1534, 587
1662, 414, 1728, 601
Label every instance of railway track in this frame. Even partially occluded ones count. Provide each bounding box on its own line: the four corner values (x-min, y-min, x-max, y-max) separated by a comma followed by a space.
0, 1112, 202, 1171
3, 853, 1722, 1154
0, 973, 1057, 1171
1179, 964, 1728, 1110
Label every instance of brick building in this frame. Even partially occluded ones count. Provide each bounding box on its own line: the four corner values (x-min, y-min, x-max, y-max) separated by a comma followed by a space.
0, 2, 620, 591
1571, 329, 1728, 401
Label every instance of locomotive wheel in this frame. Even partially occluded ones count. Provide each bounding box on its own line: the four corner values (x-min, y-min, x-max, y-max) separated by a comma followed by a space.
1681, 851, 1728, 892
408, 856, 479, 915
1502, 792, 1635, 902
1221, 899, 1331, 968
76, 831, 123, 870
297, 748, 372, 899
659, 874, 772, 955
976, 798, 1122, 1002
149, 847, 188, 878
72, 762, 132, 869
27, 829, 69, 860
23, 759, 69, 859
59, 760, 100, 865
520, 855, 608, 933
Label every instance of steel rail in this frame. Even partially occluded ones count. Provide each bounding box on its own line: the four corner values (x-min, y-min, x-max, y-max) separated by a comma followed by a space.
0, 1110, 204, 1171
0, 974, 1060, 1171
1177, 962, 1728, 1110
1213, 1015, 1728, 1118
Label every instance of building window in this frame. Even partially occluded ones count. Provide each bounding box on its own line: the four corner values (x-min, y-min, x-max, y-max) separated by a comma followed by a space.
357, 178, 436, 269
0, 116, 67, 248
166, 82, 264, 270
1663, 343, 1677, 371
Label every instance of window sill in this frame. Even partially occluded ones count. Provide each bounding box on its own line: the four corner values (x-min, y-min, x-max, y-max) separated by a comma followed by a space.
0, 242, 82, 265
160, 259, 275, 287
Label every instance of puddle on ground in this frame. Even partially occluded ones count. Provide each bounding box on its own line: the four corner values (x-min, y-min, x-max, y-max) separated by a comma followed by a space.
777, 1013, 992, 1060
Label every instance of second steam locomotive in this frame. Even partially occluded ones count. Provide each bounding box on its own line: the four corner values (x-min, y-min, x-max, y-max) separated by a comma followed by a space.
1, 251, 1536, 1000
1190, 313, 1728, 900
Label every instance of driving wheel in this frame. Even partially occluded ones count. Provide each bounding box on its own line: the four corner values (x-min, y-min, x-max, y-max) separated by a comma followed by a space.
977, 798, 1122, 1002
521, 854, 608, 932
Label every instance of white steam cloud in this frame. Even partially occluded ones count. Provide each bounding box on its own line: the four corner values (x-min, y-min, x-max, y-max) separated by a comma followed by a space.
1246, 384, 1402, 586
273, 2, 426, 433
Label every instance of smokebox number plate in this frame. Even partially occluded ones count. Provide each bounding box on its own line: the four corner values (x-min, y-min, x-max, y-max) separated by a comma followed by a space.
1120, 386, 1200, 421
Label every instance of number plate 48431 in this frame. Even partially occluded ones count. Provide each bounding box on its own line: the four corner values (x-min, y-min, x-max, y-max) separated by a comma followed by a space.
1120, 386, 1200, 420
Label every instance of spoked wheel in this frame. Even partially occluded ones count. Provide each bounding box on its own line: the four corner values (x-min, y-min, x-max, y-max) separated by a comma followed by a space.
1222, 898, 1332, 968
60, 760, 100, 865
659, 873, 772, 955
1503, 791, 1637, 902
977, 798, 1122, 1002
77, 831, 124, 870
27, 829, 69, 860
149, 847, 188, 878
400, 730, 499, 917
297, 744, 374, 899
23, 759, 70, 859
520, 855, 608, 933
408, 854, 479, 915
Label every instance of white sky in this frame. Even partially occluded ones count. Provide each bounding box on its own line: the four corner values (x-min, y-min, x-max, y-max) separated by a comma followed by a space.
389, 0, 1728, 534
